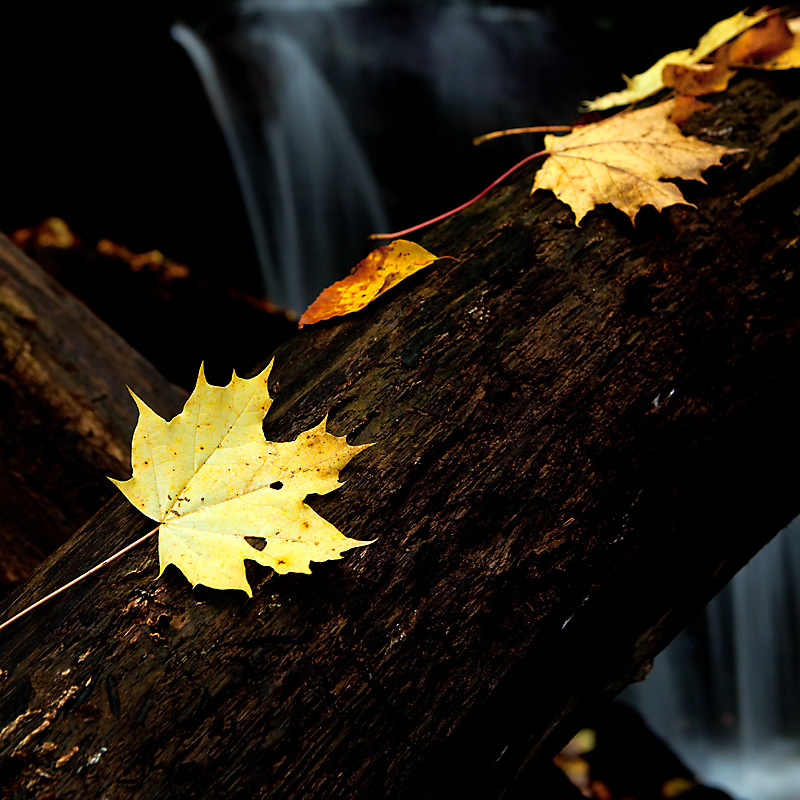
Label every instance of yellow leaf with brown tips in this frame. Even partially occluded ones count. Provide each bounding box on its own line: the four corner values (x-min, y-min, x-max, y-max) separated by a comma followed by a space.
532, 99, 740, 226
583, 9, 771, 111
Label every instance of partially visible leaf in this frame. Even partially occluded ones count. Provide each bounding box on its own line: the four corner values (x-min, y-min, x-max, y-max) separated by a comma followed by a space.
668, 96, 713, 126
299, 240, 438, 327
757, 18, 800, 69
583, 49, 690, 113
662, 62, 737, 96
727, 13, 794, 66
583, 9, 771, 111
532, 99, 740, 226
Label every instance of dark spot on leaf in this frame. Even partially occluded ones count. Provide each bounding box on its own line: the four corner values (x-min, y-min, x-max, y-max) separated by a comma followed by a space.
245, 537, 267, 551
270, 481, 283, 490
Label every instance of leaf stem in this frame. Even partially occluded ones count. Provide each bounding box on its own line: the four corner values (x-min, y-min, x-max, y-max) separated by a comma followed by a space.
472, 125, 572, 146
0, 525, 160, 633
369, 148, 548, 241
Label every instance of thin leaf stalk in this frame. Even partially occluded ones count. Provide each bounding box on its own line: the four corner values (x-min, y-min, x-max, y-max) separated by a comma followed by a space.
369, 148, 548, 241
472, 125, 572, 145
0, 525, 160, 632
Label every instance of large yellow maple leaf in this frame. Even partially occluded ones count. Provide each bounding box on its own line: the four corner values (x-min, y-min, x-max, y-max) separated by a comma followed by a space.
532, 99, 739, 226
584, 9, 771, 111
110, 361, 371, 594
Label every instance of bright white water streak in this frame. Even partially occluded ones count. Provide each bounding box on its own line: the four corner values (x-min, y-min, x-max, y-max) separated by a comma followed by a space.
173, 2, 579, 312
623, 515, 800, 800
172, 19, 387, 312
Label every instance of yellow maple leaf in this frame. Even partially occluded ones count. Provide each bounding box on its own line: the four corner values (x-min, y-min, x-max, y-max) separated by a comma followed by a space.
584, 9, 770, 111
110, 361, 371, 594
532, 99, 739, 226
299, 239, 438, 327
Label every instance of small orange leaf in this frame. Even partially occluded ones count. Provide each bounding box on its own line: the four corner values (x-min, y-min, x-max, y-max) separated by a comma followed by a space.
662, 62, 737, 96
727, 13, 794, 66
299, 240, 438, 327
757, 17, 800, 69
668, 96, 713, 126
582, 9, 770, 111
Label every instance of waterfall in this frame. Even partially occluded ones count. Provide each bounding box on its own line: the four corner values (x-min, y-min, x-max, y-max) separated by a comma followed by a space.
172, 18, 387, 313
623, 516, 800, 800
172, 1, 583, 312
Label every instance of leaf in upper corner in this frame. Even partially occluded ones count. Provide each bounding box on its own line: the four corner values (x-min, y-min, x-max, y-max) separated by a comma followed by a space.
750, 17, 800, 70
298, 240, 438, 327
110, 361, 372, 595
532, 99, 740, 226
726, 13, 795, 66
583, 9, 771, 111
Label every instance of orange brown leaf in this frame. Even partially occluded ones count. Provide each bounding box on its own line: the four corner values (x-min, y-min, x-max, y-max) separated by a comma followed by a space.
299, 240, 438, 327
726, 13, 794, 66
668, 96, 713, 126
757, 17, 800, 69
662, 62, 737, 96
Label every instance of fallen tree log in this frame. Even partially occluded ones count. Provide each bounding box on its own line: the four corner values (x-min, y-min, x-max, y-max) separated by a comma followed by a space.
1, 73, 800, 799
0, 235, 186, 594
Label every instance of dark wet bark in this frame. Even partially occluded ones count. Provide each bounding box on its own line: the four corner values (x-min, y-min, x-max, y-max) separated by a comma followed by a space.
0, 235, 186, 593
1, 74, 799, 799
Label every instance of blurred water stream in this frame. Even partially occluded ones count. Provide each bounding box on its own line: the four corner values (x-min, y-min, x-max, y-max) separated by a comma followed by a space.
623, 516, 800, 800
173, 0, 582, 310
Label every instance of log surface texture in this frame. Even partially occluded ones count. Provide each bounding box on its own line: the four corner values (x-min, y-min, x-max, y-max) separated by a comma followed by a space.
0, 235, 186, 593
1, 75, 800, 799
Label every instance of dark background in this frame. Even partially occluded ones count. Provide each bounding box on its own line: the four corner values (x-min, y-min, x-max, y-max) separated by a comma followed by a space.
0, 1, 746, 301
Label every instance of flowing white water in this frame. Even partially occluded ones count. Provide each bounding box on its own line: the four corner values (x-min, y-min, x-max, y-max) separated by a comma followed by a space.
172, 19, 387, 313
173, 1, 579, 311
623, 516, 800, 800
